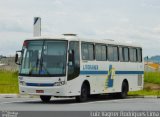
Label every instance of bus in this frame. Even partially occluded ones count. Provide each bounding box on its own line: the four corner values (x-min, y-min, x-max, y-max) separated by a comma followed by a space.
15, 34, 144, 102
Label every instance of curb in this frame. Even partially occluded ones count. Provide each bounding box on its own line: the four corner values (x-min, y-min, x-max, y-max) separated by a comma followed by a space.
0, 94, 19, 98
0, 94, 36, 98
128, 95, 144, 98
128, 95, 159, 99
144, 96, 158, 98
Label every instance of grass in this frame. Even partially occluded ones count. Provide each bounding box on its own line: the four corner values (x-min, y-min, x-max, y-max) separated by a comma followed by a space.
144, 72, 160, 84
128, 82, 160, 96
0, 70, 19, 94
0, 70, 160, 95
128, 90, 160, 96
129, 72, 160, 96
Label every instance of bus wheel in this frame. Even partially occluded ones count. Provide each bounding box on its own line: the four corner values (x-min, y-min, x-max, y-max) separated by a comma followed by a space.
76, 84, 89, 102
119, 81, 128, 99
40, 95, 51, 102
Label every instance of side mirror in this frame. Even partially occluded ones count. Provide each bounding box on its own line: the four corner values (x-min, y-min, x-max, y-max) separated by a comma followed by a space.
15, 53, 18, 63
15, 50, 22, 65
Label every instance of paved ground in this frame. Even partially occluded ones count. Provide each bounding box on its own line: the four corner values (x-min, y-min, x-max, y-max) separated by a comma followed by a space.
0, 96, 160, 111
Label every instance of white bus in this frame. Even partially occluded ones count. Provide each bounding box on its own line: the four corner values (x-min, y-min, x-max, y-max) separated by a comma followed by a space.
15, 34, 144, 102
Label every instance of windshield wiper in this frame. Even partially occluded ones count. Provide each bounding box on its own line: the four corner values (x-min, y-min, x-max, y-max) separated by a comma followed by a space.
29, 58, 39, 76
39, 58, 50, 75
38, 41, 50, 75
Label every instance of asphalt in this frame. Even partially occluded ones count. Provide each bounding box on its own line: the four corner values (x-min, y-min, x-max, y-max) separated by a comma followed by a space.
0, 96, 160, 111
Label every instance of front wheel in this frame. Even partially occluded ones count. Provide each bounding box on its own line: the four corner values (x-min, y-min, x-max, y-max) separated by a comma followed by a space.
40, 95, 51, 103
76, 84, 89, 102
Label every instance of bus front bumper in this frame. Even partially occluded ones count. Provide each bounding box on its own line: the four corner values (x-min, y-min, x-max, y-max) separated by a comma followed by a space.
19, 85, 67, 96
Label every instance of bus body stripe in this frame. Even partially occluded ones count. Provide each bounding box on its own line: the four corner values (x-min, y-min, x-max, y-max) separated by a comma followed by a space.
26, 83, 54, 87
80, 71, 108, 74
115, 71, 144, 74
80, 71, 144, 75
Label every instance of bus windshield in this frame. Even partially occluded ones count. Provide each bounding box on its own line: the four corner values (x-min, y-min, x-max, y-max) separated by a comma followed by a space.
20, 40, 67, 76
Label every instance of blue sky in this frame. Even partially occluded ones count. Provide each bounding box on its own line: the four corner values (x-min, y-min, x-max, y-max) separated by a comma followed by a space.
0, 0, 160, 56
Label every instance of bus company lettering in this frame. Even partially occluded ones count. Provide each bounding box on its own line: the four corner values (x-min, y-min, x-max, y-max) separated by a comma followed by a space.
83, 65, 98, 70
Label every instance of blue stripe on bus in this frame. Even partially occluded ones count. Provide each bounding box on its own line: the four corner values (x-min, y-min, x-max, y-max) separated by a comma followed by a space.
115, 71, 144, 74
80, 71, 108, 75
80, 71, 144, 75
26, 83, 54, 87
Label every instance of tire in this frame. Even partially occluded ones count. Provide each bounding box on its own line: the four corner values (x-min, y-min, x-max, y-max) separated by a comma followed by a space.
40, 95, 51, 103
118, 81, 128, 99
76, 84, 89, 102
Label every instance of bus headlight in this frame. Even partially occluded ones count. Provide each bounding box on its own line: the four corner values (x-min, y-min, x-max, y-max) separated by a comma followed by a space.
54, 81, 65, 86
20, 81, 26, 86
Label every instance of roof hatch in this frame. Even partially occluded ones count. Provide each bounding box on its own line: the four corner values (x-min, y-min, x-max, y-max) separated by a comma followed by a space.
63, 34, 77, 36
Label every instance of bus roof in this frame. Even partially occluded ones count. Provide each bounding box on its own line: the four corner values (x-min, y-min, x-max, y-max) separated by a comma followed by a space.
26, 35, 142, 48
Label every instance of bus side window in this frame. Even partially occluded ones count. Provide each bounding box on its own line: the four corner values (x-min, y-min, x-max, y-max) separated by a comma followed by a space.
81, 43, 94, 60
102, 45, 107, 61
108, 46, 118, 61
129, 48, 134, 62
95, 45, 102, 61
119, 47, 124, 62
137, 48, 142, 62
88, 44, 94, 60
123, 47, 129, 62
113, 46, 118, 61
82, 43, 88, 60
129, 48, 137, 62
108, 46, 114, 61
95, 44, 107, 61
134, 48, 137, 62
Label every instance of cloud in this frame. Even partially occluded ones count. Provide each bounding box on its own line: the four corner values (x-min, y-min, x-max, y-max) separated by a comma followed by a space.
0, 0, 160, 57
0, 32, 31, 56
0, 18, 32, 33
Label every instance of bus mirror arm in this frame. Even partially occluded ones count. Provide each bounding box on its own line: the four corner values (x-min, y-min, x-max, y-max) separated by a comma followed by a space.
15, 50, 22, 65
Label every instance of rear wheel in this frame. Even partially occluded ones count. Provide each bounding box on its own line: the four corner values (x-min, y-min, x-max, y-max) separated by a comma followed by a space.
40, 95, 51, 102
76, 84, 89, 102
118, 81, 128, 99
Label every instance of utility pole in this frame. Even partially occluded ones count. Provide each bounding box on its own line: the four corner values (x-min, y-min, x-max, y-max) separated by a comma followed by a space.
33, 17, 41, 37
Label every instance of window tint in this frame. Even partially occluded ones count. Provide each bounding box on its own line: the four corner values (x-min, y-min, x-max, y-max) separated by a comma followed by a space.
113, 47, 118, 61
81, 43, 94, 60
95, 45, 107, 61
133, 48, 137, 62
108, 46, 118, 61
88, 44, 94, 60
129, 48, 134, 62
129, 48, 137, 62
102, 46, 107, 61
119, 47, 123, 61
137, 48, 142, 62
95, 45, 101, 61
82, 43, 88, 60
124, 47, 129, 62
69, 41, 80, 66
108, 46, 113, 61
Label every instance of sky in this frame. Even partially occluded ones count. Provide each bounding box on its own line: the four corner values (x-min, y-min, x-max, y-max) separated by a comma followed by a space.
0, 0, 160, 57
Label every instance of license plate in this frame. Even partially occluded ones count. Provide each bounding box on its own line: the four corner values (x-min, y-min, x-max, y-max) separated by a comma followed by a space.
36, 90, 44, 93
